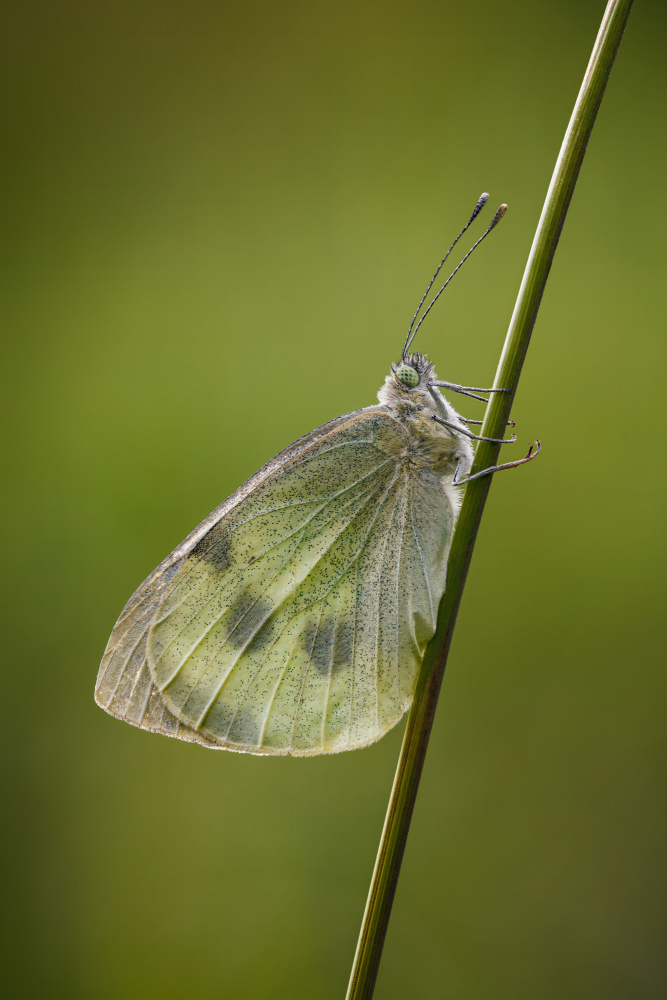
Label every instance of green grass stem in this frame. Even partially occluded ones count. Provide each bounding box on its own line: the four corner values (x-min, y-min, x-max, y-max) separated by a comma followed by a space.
345, 2, 634, 997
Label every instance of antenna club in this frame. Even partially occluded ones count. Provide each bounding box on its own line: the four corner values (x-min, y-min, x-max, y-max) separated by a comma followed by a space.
471, 192, 490, 221
489, 203, 508, 229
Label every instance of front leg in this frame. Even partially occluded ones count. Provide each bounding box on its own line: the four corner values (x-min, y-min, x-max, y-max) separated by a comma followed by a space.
429, 379, 512, 404
452, 442, 541, 486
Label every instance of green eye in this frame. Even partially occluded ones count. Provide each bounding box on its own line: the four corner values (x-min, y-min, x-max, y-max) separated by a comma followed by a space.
396, 365, 419, 387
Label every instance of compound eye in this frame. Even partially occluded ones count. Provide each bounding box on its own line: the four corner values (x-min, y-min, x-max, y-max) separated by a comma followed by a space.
395, 365, 419, 388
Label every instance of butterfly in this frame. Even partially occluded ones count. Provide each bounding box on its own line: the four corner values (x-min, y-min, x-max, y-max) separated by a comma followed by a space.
95, 194, 538, 756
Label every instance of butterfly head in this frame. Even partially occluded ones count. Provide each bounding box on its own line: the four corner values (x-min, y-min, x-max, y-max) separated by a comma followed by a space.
391, 352, 435, 390
378, 352, 436, 407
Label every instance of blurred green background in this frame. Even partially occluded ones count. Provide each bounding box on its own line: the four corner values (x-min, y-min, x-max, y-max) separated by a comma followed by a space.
2, 1, 666, 997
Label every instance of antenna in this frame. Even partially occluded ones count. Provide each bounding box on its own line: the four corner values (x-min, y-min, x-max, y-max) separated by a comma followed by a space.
402, 192, 489, 359
403, 203, 507, 356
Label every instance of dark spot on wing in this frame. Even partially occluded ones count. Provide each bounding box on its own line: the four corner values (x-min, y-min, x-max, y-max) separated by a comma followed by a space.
301, 624, 316, 652
226, 589, 273, 648
160, 561, 180, 586
191, 528, 233, 573
309, 619, 335, 676
332, 618, 355, 672
244, 618, 277, 656
308, 615, 354, 676
190, 533, 212, 560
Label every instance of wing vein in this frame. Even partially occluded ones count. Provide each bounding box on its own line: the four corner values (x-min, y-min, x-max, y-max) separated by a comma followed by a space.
394, 475, 409, 705
372, 509, 395, 732
286, 605, 324, 752
409, 483, 436, 626
101, 629, 147, 708
347, 558, 359, 748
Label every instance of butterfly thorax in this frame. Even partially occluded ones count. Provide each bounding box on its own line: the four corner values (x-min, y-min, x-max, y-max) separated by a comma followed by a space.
376, 352, 473, 484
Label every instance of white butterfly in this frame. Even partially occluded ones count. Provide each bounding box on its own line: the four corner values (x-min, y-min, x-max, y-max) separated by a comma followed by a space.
95, 195, 537, 756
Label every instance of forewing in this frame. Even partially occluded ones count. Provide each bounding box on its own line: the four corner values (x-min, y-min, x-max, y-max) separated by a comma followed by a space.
96, 408, 455, 755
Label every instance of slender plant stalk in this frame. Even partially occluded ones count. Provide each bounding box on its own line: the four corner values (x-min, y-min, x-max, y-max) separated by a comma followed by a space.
345, 2, 634, 997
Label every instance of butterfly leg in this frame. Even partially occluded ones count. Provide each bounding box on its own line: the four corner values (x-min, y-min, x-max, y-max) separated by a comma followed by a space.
429, 380, 512, 404
433, 414, 516, 444
459, 417, 516, 427
452, 441, 541, 486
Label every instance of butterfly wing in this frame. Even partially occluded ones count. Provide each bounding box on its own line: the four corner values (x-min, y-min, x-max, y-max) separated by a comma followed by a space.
96, 407, 455, 755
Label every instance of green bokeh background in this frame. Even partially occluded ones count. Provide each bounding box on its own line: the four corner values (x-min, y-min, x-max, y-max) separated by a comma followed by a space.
3, 1, 666, 997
